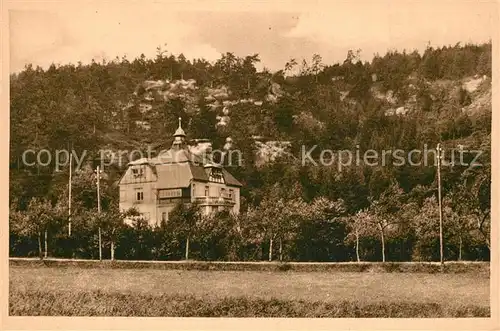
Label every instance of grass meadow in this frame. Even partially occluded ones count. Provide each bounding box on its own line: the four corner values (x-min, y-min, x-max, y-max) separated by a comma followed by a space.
9, 263, 490, 317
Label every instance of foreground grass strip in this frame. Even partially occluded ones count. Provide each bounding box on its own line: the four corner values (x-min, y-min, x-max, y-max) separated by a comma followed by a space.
9, 289, 489, 317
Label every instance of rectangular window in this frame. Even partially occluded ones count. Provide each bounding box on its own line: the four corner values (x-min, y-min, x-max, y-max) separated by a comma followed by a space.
220, 188, 226, 198
131, 167, 144, 177
205, 186, 209, 196
162, 212, 167, 222
229, 189, 234, 200
136, 191, 144, 201
192, 184, 196, 197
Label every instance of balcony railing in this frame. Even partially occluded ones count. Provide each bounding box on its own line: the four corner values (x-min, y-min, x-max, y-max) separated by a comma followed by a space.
157, 197, 191, 205
194, 196, 236, 205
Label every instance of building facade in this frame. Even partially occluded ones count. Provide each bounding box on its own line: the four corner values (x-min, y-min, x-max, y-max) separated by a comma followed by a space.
118, 119, 242, 226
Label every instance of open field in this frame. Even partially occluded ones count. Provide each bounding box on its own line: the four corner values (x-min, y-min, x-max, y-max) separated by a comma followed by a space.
9, 263, 490, 317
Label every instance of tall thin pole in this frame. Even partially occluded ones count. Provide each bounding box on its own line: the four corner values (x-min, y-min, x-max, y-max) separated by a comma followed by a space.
44, 230, 48, 258
68, 148, 72, 236
436, 143, 444, 266
97, 165, 101, 213
96, 165, 102, 261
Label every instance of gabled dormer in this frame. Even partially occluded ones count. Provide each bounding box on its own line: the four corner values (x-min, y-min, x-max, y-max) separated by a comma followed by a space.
119, 159, 157, 185
204, 163, 225, 184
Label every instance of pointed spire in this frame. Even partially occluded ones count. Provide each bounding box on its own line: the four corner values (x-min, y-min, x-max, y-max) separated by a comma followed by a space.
173, 117, 186, 137
172, 116, 187, 150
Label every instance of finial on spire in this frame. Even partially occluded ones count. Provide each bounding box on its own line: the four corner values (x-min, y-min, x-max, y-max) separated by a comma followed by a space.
173, 116, 186, 138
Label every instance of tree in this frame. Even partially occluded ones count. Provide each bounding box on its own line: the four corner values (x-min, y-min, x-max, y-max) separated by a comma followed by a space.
197, 210, 242, 261
241, 54, 261, 92
251, 192, 282, 262
284, 58, 298, 76
250, 183, 310, 262
296, 197, 347, 262
446, 207, 467, 261
18, 198, 64, 259
368, 184, 405, 262
168, 202, 201, 260
344, 210, 373, 262
86, 209, 104, 260
476, 43, 492, 76
190, 99, 218, 141
116, 214, 155, 260
58, 164, 113, 259
276, 198, 311, 261
451, 176, 491, 251
311, 54, 324, 83
177, 53, 190, 80
411, 196, 459, 261
65, 207, 95, 259
98, 204, 135, 260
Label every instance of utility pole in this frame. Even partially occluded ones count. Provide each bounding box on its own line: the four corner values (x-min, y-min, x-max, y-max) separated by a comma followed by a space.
95, 165, 103, 261
68, 147, 72, 237
436, 143, 444, 267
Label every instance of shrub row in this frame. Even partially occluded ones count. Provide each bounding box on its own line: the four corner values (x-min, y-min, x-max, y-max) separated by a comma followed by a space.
9, 258, 490, 273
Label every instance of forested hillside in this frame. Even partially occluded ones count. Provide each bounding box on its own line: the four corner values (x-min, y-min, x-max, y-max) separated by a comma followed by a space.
9, 42, 492, 262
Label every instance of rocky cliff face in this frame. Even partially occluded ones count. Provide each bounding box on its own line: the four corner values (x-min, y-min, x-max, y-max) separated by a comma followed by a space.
120, 77, 290, 166
111, 71, 491, 167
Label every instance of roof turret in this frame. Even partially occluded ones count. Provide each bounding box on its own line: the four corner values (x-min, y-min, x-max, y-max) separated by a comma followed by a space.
173, 117, 186, 137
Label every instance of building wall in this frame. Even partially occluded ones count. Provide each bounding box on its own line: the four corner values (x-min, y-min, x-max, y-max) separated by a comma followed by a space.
119, 164, 156, 184
119, 164, 158, 226
120, 165, 241, 226
232, 187, 240, 215
155, 204, 177, 226
191, 181, 240, 215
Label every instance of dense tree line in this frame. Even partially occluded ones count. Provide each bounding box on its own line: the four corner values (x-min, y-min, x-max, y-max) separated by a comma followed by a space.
9, 180, 490, 261
9, 42, 491, 261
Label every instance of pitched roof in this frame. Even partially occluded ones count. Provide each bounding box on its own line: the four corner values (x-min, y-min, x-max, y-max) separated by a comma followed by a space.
153, 163, 242, 189
222, 168, 243, 187
153, 148, 204, 164
123, 143, 242, 189
189, 164, 209, 182
128, 158, 150, 165
155, 163, 193, 189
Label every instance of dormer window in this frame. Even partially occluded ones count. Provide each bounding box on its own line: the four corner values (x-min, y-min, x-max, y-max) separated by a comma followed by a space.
132, 168, 144, 177
208, 168, 224, 183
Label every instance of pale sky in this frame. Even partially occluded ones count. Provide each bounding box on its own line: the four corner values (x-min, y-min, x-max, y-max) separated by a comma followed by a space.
8, 0, 497, 73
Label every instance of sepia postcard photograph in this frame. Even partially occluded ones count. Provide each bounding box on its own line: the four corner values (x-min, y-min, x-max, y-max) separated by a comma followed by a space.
1, 0, 499, 330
